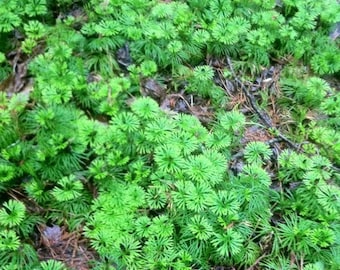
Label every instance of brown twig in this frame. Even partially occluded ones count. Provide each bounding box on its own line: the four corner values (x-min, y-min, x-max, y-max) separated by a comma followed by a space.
246, 254, 268, 270
226, 57, 300, 151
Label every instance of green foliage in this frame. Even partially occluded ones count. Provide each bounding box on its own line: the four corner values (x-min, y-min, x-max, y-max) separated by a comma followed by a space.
279, 66, 340, 165
51, 175, 84, 202
244, 141, 272, 165
0, 198, 40, 268
187, 65, 225, 100
37, 260, 68, 270
280, 71, 329, 108
78, 97, 283, 268
0, 200, 26, 228
0, 0, 339, 269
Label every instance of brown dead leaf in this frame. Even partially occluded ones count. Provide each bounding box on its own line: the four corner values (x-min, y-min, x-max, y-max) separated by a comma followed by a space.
37, 224, 97, 270
41, 224, 62, 247
141, 78, 167, 100
241, 125, 273, 144
0, 49, 31, 98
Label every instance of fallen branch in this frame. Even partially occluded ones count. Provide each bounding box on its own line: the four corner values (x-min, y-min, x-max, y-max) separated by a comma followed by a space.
226, 58, 300, 150
225, 58, 340, 172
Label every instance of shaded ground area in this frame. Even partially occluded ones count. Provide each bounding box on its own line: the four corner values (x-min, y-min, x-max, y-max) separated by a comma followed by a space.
36, 224, 97, 269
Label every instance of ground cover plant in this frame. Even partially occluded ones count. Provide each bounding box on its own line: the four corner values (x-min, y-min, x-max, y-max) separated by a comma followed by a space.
0, 0, 339, 269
